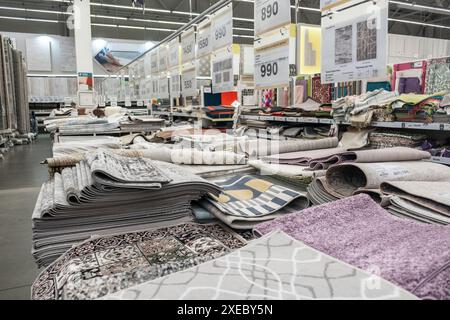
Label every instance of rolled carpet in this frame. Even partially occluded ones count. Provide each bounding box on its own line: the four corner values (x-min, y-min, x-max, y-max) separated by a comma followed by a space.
325, 161, 450, 197
254, 194, 450, 299
238, 137, 339, 157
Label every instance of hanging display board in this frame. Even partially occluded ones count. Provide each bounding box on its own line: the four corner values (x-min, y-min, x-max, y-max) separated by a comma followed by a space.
321, 0, 353, 12
181, 69, 197, 97
168, 38, 180, 69
151, 77, 159, 97
211, 5, 233, 51
254, 43, 290, 89
298, 25, 321, 75
26, 37, 52, 71
212, 52, 234, 93
59, 37, 76, 72
181, 29, 196, 64
254, 0, 291, 36
150, 50, 158, 74
159, 76, 169, 99
158, 45, 168, 72
170, 73, 181, 97
197, 22, 212, 58
321, 0, 388, 83
144, 52, 152, 76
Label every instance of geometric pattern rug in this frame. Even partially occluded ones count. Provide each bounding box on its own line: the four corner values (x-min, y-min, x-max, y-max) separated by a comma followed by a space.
208, 175, 303, 217
101, 230, 417, 300
31, 223, 246, 300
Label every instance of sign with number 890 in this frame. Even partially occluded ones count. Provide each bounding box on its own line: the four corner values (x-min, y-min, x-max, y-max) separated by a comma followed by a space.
261, 1, 279, 21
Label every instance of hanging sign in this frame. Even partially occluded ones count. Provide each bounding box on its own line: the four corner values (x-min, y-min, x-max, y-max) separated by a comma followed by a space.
212, 53, 234, 93
181, 70, 197, 97
254, 44, 290, 88
254, 0, 291, 36
170, 73, 181, 97
150, 50, 158, 74
321, 0, 388, 83
211, 5, 233, 51
158, 46, 168, 72
197, 24, 212, 58
151, 77, 159, 97
168, 38, 180, 69
144, 53, 152, 76
181, 29, 196, 64
159, 76, 169, 99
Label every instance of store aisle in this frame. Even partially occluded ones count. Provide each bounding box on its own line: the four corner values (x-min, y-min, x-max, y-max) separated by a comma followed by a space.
0, 135, 51, 299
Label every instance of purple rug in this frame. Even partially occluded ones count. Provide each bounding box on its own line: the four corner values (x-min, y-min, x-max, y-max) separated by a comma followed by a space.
254, 194, 450, 300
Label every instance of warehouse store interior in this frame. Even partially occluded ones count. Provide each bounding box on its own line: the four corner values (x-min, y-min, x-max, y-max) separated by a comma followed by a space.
0, 0, 450, 300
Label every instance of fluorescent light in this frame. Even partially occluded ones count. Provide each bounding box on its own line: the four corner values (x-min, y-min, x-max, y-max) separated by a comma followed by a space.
92, 14, 127, 20
0, 6, 70, 15
389, 18, 450, 30
390, 1, 450, 15
233, 34, 255, 39
128, 18, 185, 26
0, 15, 60, 23
92, 23, 174, 32
233, 17, 254, 22
233, 27, 253, 31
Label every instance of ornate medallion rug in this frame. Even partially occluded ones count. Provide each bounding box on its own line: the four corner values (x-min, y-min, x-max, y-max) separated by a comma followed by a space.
32, 223, 246, 300
207, 174, 307, 217
255, 194, 450, 300
102, 230, 416, 300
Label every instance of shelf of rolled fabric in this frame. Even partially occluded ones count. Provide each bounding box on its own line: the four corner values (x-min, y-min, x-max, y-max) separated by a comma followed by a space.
241, 114, 450, 131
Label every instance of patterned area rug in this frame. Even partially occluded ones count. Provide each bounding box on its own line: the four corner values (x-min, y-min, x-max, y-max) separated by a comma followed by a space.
208, 174, 304, 217
32, 223, 246, 300
102, 230, 416, 300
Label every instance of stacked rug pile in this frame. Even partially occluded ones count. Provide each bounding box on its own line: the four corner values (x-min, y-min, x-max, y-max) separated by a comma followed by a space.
199, 174, 309, 230
32, 150, 221, 267
32, 223, 247, 300
255, 194, 450, 300
381, 181, 450, 225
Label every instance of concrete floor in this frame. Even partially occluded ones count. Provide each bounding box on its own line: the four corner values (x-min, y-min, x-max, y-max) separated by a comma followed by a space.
0, 135, 51, 299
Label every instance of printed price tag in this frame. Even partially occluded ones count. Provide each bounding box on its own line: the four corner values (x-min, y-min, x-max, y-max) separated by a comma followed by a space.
159, 77, 169, 99
197, 26, 212, 58
255, 44, 290, 88
211, 6, 233, 50
158, 46, 168, 72
181, 71, 197, 97
150, 51, 158, 74
168, 38, 180, 69
181, 30, 196, 64
254, 0, 291, 36
170, 73, 181, 97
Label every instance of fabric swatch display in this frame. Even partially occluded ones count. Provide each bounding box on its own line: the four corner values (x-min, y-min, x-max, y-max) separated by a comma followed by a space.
295, 79, 308, 107
221, 92, 238, 106
392, 61, 427, 94
425, 57, 450, 94
254, 194, 450, 299
32, 223, 247, 300
102, 230, 416, 300
312, 75, 332, 104
369, 130, 427, 149
366, 81, 391, 92
207, 174, 306, 218
32, 150, 221, 267
203, 92, 222, 106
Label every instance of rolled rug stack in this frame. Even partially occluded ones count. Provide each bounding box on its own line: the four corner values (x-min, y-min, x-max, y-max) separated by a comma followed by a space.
32, 150, 221, 267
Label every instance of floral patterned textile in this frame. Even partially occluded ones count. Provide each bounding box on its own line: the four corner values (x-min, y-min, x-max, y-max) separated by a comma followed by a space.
425, 57, 450, 94
31, 223, 246, 300
312, 75, 332, 104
